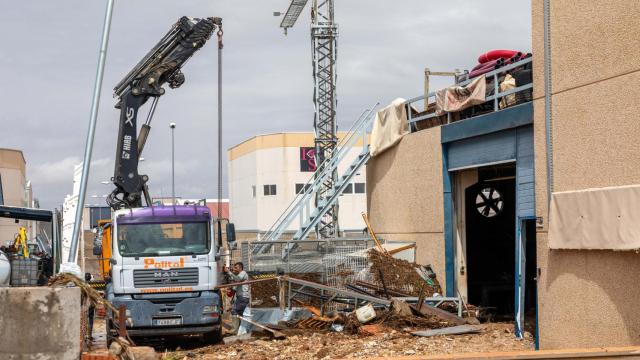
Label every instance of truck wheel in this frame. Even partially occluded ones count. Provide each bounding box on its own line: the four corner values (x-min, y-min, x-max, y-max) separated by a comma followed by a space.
203, 326, 223, 345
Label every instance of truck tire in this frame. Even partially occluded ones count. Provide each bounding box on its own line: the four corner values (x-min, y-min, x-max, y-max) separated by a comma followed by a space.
202, 325, 223, 345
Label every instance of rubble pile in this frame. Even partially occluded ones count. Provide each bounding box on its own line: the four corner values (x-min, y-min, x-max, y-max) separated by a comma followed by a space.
251, 273, 322, 308
368, 250, 441, 297
163, 323, 534, 360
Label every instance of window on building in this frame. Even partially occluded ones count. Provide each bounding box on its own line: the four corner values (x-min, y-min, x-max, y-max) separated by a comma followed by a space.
252, 185, 256, 198
295, 183, 312, 194
89, 206, 111, 229
0, 174, 4, 205
354, 183, 366, 194
264, 184, 277, 196
343, 183, 353, 194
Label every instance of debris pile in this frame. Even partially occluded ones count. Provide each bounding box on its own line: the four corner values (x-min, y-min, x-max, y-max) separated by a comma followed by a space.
368, 249, 441, 297
163, 323, 534, 360
250, 272, 322, 308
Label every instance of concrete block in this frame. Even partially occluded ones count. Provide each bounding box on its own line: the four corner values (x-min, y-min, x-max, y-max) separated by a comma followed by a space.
0, 287, 81, 360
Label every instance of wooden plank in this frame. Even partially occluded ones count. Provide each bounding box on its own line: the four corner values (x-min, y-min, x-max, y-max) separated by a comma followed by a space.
356, 346, 640, 360
411, 325, 484, 337
361, 212, 389, 255
236, 315, 286, 339
387, 243, 416, 255
409, 303, 467, 326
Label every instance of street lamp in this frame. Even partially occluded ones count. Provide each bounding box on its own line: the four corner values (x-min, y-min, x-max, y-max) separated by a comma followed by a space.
170, 122, 176, 205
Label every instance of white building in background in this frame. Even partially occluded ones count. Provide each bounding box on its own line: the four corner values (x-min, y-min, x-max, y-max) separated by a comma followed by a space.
61, 163, 82, 263
228, 132, 367, 237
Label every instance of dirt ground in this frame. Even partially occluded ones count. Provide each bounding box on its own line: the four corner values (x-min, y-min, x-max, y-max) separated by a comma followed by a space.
161, 322, 534, 360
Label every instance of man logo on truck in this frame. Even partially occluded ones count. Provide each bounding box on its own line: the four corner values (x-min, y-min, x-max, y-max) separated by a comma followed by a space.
144, 257, 185, 269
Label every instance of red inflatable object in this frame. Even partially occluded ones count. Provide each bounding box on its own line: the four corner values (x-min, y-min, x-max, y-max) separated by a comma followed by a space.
472, 58, 500, 71
478, 49, 519, 64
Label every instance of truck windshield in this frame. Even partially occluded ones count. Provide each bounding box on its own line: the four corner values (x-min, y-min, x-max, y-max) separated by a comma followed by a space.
117, 222, 209, 257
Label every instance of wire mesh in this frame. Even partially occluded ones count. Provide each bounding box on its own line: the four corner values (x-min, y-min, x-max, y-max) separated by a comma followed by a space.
227, 238, 414, 310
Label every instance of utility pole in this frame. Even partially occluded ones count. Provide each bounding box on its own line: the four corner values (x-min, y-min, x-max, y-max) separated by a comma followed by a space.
68, 0, 114, 264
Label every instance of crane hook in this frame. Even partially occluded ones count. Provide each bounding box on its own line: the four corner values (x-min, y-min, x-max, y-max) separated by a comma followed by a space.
217, 28, 224, 50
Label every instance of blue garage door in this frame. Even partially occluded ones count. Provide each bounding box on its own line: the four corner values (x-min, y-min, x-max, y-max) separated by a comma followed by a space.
447, 129, 517, 171
516, 127, 535, 218
447, 126, 534, 217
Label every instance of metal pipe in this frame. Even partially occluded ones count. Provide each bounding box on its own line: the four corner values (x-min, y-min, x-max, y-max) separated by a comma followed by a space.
543, 0, 554, 204
68, 0, 114, 263
217, 26, 223, 222
170, 122, 176, 205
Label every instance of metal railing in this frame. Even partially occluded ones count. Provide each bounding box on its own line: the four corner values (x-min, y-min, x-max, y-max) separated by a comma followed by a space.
257, 103, 379, 248
405, 57, 533, 129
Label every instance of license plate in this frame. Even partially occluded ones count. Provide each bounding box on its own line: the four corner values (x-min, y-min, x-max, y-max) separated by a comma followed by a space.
154, 317, 182, 326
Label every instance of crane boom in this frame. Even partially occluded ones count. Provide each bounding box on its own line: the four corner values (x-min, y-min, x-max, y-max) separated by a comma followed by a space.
108, 16, 221, 210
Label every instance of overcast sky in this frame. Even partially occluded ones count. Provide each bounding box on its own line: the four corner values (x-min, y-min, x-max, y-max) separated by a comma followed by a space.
0, 0, 531, 209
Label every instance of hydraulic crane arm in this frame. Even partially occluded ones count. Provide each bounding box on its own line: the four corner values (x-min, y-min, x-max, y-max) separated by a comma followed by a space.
108, 16, 221, 210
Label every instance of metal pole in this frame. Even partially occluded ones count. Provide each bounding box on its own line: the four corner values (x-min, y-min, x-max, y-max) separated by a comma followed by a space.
170, 122, 176, 205
217, 27, 223, 221
543, 0, 554, 205
68, 0, 114, 263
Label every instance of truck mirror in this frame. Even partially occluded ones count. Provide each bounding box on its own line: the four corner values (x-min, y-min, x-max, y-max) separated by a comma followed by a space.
92, 245, 102, 256
226, 223, 236, 243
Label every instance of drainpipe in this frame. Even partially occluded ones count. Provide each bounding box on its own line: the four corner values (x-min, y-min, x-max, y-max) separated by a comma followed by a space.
543, 0, 554, 205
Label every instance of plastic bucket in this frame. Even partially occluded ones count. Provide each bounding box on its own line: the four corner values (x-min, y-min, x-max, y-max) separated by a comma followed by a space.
355, 303, 376, 323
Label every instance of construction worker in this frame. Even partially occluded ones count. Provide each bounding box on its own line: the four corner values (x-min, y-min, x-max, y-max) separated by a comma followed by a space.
85, 273, 96, 340
224, 262, 250, 334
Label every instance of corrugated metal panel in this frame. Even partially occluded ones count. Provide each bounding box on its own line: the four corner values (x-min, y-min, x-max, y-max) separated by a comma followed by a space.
447, 129, 516, 171
516, 126, 535, 218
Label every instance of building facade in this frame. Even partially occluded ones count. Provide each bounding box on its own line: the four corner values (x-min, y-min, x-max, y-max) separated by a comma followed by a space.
0, 148, 34, 245
366, 0, 640, 349
228, 132, 367, 237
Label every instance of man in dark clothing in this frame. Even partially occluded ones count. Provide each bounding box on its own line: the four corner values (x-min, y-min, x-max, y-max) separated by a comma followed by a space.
84, 272, 95, 340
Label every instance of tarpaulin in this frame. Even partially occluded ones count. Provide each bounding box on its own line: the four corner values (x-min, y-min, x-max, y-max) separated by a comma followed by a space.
435, 75, 486, 115
549, 184, 640, 250
499, 74, 516, 109
369, 98, 410, 157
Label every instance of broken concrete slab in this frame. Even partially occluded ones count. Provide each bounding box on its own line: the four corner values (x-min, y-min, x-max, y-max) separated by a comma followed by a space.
0, 287, 81, 360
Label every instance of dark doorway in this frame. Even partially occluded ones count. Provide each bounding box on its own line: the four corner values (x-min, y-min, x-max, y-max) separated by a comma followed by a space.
465, 166, 516, 320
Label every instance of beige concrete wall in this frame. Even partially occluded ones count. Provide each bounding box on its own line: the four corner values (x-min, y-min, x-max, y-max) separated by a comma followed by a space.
0, 149, 27, 245
532, 0, 640, 349
0, 287, 81, 359
366, 126, 446, 289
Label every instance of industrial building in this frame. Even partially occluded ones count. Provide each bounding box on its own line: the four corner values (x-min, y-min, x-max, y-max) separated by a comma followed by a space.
0, 148, 35, 244
366, 0, 640, 349
228, 132, 368, 238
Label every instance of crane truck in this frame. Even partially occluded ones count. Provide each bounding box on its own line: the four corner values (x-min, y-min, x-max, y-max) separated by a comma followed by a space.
91, 16, 234, 344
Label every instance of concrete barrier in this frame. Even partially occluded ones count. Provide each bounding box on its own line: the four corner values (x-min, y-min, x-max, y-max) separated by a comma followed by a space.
0, 287, 81, 360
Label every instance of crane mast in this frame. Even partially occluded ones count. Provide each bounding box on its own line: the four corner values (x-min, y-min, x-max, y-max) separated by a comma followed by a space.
280, 0, 339, 238
311, 0, 339, 238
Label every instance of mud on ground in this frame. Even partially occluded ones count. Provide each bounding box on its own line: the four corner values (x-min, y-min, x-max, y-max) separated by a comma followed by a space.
162, 322, 534, 360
